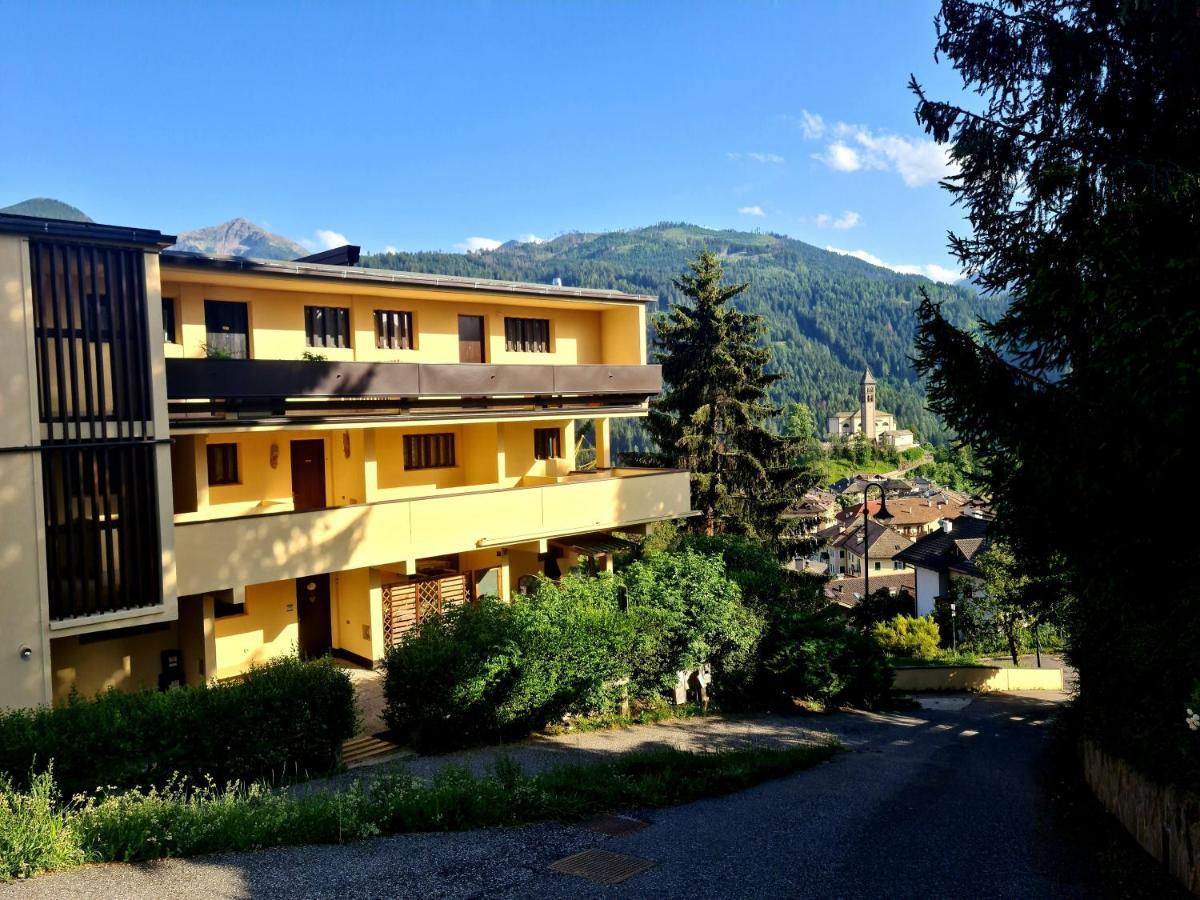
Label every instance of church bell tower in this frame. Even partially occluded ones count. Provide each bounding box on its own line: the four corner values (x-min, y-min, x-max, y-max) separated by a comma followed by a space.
860, 368, 876, 439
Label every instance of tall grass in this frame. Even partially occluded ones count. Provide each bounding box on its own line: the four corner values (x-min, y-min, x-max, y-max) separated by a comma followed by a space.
2, 741, 841, 878
0, 770, 86, 880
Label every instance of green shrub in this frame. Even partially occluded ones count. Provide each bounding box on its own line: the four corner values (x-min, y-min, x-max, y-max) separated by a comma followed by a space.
850, 588, 917, 631
622, 549, 763, 697
383, 584, 633, 751
756, 605, 893, 708
873, 615, 942, 660
0, 657, 356, 798
0, 769, 86, 879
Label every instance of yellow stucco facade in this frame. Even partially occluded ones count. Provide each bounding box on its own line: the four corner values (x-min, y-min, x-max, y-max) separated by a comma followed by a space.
0, 213, 689, 709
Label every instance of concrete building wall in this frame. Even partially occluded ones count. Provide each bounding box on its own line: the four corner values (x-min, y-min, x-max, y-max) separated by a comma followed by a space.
0, 235, 52, 708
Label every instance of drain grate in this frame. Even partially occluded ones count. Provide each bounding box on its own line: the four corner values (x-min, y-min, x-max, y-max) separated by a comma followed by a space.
547, 848, 655, 884
578, 813, 649, 837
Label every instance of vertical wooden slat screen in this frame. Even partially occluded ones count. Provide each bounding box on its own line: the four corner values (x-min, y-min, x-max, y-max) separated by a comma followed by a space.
382, 574, 472, 647
29, 240, 162, 621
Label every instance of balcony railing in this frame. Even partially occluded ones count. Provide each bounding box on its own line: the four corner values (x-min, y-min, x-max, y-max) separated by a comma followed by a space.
166, 359, 660, 401
173, 468, 692, 597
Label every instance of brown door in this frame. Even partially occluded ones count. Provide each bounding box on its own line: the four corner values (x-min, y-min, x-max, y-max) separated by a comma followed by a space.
458, 315, 485, 363
296, 574, 332, 659
290, 439, 327, 511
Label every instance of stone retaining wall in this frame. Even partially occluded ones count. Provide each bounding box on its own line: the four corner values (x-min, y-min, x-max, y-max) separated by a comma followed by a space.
1082, 739, 1200, 894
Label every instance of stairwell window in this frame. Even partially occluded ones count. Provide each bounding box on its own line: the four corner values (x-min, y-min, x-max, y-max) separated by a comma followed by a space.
404, 433, 456, 470
162, 298, 177, 343
534, 427, 563, 460
304, 306, 351, 348
206, 443, 240, 486
504, 316, 550, 353
374, 310, 414, 350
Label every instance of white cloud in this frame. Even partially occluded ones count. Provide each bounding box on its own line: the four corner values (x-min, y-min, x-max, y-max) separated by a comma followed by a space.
801, 113, 956, 187
825, 245, 964, 284
817, 142, 863, 173
382, 245, 399, 254
815, 210, 861, 230
455, 236, 503, 253
516, 233, 545, 244
727, 151, 785, 164
738, 205, 766, 217
798, 109, 826, 139
315, 229, 349, 250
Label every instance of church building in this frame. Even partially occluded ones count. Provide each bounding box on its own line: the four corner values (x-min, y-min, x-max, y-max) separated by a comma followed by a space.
826, 368, 915, 451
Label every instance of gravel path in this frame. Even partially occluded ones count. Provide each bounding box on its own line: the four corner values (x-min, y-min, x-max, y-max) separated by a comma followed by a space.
9, 689, 1172, 899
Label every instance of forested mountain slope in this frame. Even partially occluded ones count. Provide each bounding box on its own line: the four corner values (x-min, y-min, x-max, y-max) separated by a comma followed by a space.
360, 223, 1005, 446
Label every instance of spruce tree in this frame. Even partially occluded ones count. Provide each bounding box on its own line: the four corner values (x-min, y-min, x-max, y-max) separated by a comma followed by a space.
645, 250, 817, 554
910, 0, 1200, 782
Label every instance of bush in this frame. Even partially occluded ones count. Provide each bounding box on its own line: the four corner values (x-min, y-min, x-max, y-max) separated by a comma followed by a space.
756, 605, 893, 709
383, 551, 762, 749
0, 657, 357, 798
850, 588, 917, 631
873, 615, 941, 660
383, 584, 633, 751
0, 769, 86, 879
621, 549, 763, 698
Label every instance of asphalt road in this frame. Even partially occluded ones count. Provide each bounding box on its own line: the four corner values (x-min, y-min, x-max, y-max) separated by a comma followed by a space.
6, 692, 1173, 899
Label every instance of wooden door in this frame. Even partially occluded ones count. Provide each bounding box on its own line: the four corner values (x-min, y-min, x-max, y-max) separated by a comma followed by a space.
203, 300, 249, 359
290, 439, 327, 511
296, 574, 332, 659
458, 315, 485, 363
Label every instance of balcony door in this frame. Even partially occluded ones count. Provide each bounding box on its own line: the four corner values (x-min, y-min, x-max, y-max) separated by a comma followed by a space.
290, 439, 327, 511
204, 300, 249, 359
458, 315, 485, 363
296, 574, 332, 659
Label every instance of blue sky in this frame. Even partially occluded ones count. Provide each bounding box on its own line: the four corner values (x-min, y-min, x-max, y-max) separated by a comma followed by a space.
0, 1, 970, 281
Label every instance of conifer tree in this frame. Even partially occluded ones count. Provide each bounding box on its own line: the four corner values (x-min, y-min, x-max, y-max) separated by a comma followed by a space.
643, 250, 817, 554
910, 0, 1200, 779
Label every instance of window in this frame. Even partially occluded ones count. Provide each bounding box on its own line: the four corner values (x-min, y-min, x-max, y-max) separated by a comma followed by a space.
374, 309, 414, 350
206, 443, 239, 485
304, 305, 351, 348
162, 297, 177, 342
874, 561, 882, 571
534, 427, 563, 460
504, 316, 550, 352
403, 433, 455, 470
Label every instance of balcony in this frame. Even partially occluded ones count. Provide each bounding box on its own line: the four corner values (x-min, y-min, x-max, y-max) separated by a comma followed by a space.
172, 468, 692, 596
166, 359, 661, 422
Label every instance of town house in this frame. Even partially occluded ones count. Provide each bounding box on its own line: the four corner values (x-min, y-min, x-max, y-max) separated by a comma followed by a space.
0, 212, 693, 708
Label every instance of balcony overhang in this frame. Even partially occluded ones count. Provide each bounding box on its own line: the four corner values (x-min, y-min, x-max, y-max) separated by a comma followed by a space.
166, 359, 661, 423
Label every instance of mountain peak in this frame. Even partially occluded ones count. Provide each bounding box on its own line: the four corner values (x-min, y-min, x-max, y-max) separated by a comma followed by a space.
168, 218, 308, 260
0, 197, 92, 222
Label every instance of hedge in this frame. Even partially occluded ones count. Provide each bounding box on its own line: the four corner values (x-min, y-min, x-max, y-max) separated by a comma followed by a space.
0, 656, 357, 798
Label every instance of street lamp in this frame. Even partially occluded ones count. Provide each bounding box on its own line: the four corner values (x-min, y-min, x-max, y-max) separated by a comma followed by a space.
861, 482, 894, 600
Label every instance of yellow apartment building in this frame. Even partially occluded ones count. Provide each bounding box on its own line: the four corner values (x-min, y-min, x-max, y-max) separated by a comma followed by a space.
0, 212, 692, 709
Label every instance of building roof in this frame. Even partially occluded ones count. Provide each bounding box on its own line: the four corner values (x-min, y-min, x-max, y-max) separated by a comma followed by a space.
161, 250, 658, 305
861, 367, 875, 384
0, 212, 176, 249
894, 516, 991, 577
825, 572, 915, 608
838, 495, 965, 528
831, 519, 913, 559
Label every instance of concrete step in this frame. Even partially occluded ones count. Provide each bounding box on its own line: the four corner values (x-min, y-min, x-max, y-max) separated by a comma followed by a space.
341, 732, 413, 768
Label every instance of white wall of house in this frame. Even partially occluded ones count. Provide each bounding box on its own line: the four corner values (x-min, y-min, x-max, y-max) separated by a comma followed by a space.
914, 566, 943, 617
